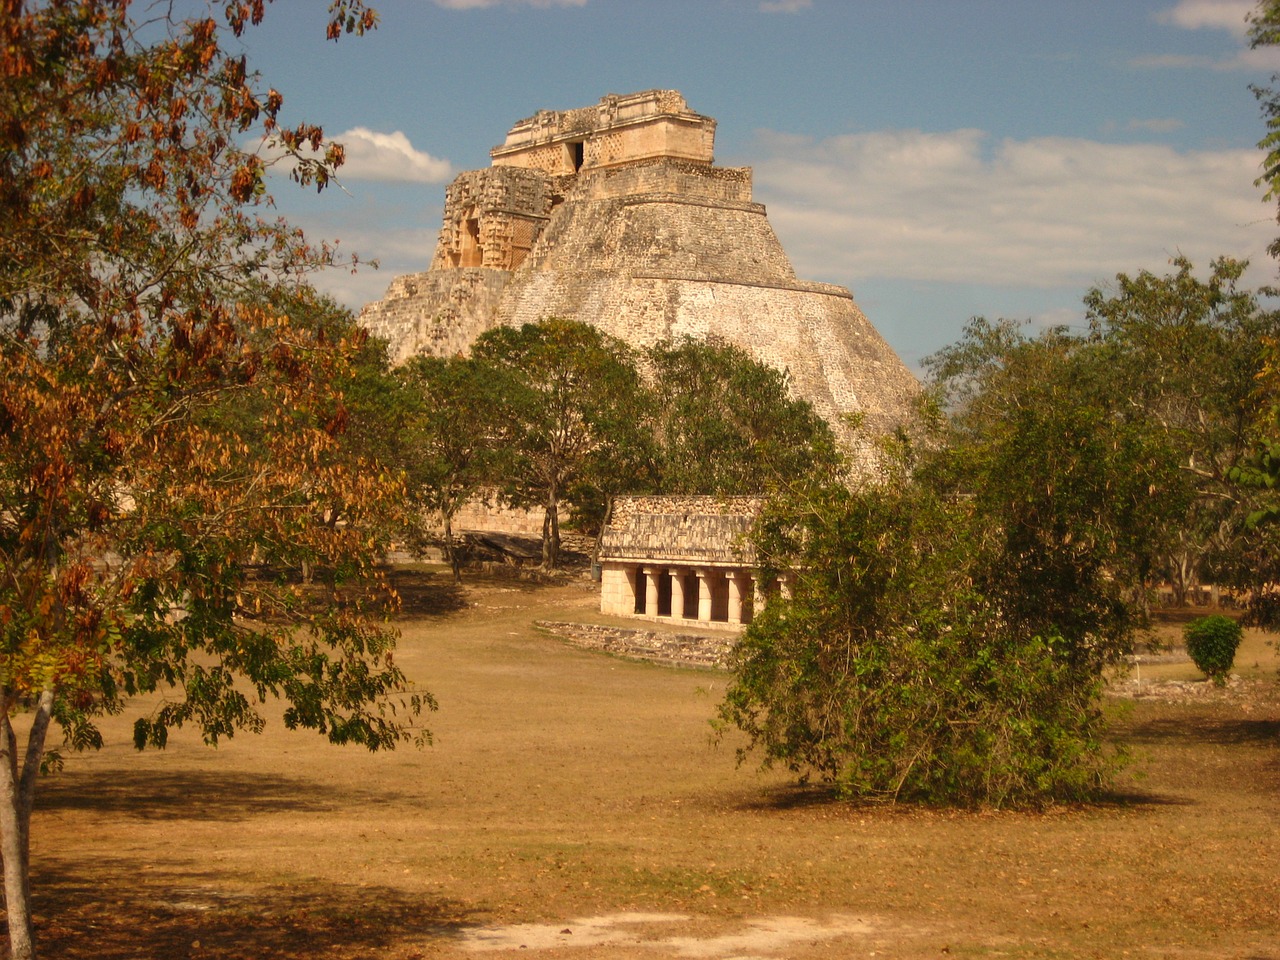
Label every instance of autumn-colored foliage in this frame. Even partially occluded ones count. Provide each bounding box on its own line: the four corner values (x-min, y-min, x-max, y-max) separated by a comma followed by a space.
0, 3, 421, 958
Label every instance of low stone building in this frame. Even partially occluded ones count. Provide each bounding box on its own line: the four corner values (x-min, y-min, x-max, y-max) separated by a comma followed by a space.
598, 496, 784, 630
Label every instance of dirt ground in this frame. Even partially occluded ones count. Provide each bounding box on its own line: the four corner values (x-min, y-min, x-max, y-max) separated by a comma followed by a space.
18, 568, 1280, 959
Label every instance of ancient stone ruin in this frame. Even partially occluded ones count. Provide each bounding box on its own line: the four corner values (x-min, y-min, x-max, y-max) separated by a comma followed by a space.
598, 495, 779, 631
358, 90, 919, 456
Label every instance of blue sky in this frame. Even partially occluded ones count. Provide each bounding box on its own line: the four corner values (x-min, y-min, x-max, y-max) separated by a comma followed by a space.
235, 0, 1280, 372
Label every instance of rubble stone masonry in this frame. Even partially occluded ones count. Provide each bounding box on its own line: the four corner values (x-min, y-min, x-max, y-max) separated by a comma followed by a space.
358, 90, 918, 463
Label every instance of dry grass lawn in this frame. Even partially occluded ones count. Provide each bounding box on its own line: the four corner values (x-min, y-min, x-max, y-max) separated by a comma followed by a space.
20, 568, 1280, 959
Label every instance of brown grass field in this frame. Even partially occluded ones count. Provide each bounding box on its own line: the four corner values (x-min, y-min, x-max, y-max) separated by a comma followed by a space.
19, 568, 1280, 959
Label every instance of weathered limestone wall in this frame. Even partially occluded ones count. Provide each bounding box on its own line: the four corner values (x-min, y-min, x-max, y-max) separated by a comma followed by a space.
492, 90, 715, 173
575, 159, 752, 205
359, 269, 509, 364
487, 162, 918, 449
357, 90, 920, 466
599, 564, 636, 617
430, 166, 557, 272
451, 499, 563, 538
498, 181, 797, 297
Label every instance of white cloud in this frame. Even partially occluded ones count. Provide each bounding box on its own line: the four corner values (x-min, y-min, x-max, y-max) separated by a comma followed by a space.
1145, 1, 1280, 70
330, 127, 453, 183
751, 128, 1274, 292
1130, 52, 1216, 68
1156, 0, 1254, 37
760, 0, 812, 13
261, 128, 451, 184
1132, 46, 1280, 70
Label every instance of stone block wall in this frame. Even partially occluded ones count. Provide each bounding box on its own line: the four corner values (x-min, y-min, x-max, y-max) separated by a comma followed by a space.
431, 167, 554, 272
359, 269, 510, 364
356, 90, 920, 469
450, 498, 566, 538
578, 159, 752, 204
491, 90, 716, 173
599, 562, 636, 617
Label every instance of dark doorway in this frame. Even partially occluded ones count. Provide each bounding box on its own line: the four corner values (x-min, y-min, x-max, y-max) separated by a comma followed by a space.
657, 572, 672, 617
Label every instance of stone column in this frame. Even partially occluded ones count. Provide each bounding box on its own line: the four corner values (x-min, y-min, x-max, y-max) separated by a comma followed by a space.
669, 568, 685, 620
727, 572, 745, 625
643, 566, 661, 617
696, 569, 713, 623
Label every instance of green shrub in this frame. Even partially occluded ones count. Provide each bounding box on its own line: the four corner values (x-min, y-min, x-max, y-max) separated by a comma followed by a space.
719, 476, 1130, 808
1183, 615, 1243, 686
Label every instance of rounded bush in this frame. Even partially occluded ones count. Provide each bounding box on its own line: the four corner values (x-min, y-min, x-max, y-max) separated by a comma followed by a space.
1183, 615, 1243, 686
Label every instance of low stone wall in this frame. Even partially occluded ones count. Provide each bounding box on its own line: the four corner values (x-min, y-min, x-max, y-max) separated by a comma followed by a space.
535, 620, 734, 669
449, 500, 566, 538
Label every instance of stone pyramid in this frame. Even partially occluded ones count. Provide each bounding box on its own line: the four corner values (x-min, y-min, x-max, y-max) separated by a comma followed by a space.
359, 90, 919, 457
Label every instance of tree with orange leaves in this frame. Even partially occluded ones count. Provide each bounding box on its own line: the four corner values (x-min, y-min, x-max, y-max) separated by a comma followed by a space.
0, 4, 428, 958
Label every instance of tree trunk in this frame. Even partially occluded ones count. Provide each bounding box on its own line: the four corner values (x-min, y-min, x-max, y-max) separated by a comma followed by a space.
0, 688, 54, 960
542, 488, 560, 570
1168, 550, 1196, 607
442, 510, 462, 584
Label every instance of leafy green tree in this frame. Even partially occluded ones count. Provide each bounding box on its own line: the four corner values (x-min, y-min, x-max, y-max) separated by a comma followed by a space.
472, 318, 643, 569
1252, 0, 1280, 258
720, 449, 1124, 807
648, 337, 842, 494
721, 257, 1279, 807
928, 317, 1181, 615
932, 259, 1279, 608
1225, 339, 1280, 624
395, 354, 511, 581
0, 4, 426, 958
1183, 615, 1244, 686
1082, 257, 1279, 604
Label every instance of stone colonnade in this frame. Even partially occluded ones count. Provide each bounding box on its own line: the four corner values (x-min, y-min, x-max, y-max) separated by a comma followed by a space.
599, 562, 789, 628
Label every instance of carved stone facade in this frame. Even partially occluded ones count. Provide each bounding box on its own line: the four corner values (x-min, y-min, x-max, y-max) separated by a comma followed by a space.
359, 90, 919, 461
598, 496, 786, 631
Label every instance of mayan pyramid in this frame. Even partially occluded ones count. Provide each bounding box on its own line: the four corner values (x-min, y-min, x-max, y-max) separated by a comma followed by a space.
359, 90, 919, 455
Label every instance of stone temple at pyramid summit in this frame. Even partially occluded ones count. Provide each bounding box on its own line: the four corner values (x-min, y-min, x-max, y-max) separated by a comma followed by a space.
358, 90, 919, 459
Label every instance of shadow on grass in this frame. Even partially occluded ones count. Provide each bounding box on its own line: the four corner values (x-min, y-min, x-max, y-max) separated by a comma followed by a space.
28, 856, 477, 960
730, 776, 1196, 815
1118, 715, 1280, 748
36, 768, 415, 822
736, 782, 837, 812
384, 567, 469, 618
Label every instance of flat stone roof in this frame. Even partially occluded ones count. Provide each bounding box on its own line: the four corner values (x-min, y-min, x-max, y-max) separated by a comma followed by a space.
599, 495, 760, 565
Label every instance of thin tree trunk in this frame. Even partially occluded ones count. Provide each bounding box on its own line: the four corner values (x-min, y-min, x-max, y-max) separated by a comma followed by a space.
542, 487, 560, 570
442, 510, 462, 584
0, 687, 54, 960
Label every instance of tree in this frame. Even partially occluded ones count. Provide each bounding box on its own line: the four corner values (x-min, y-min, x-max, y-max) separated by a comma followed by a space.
648, 337, 842, 494
0, 4, 427, 958
720, 258, 1279, 806
1226, 339, 1280, 624
930, 259, 1279, 608
719, 444, 1125, 807
929, 318, 1185, 613
395, 355, 510, 581
1081, 257, 1278, 604
1251, 0, 1280, 258
471, 318, 643, 570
